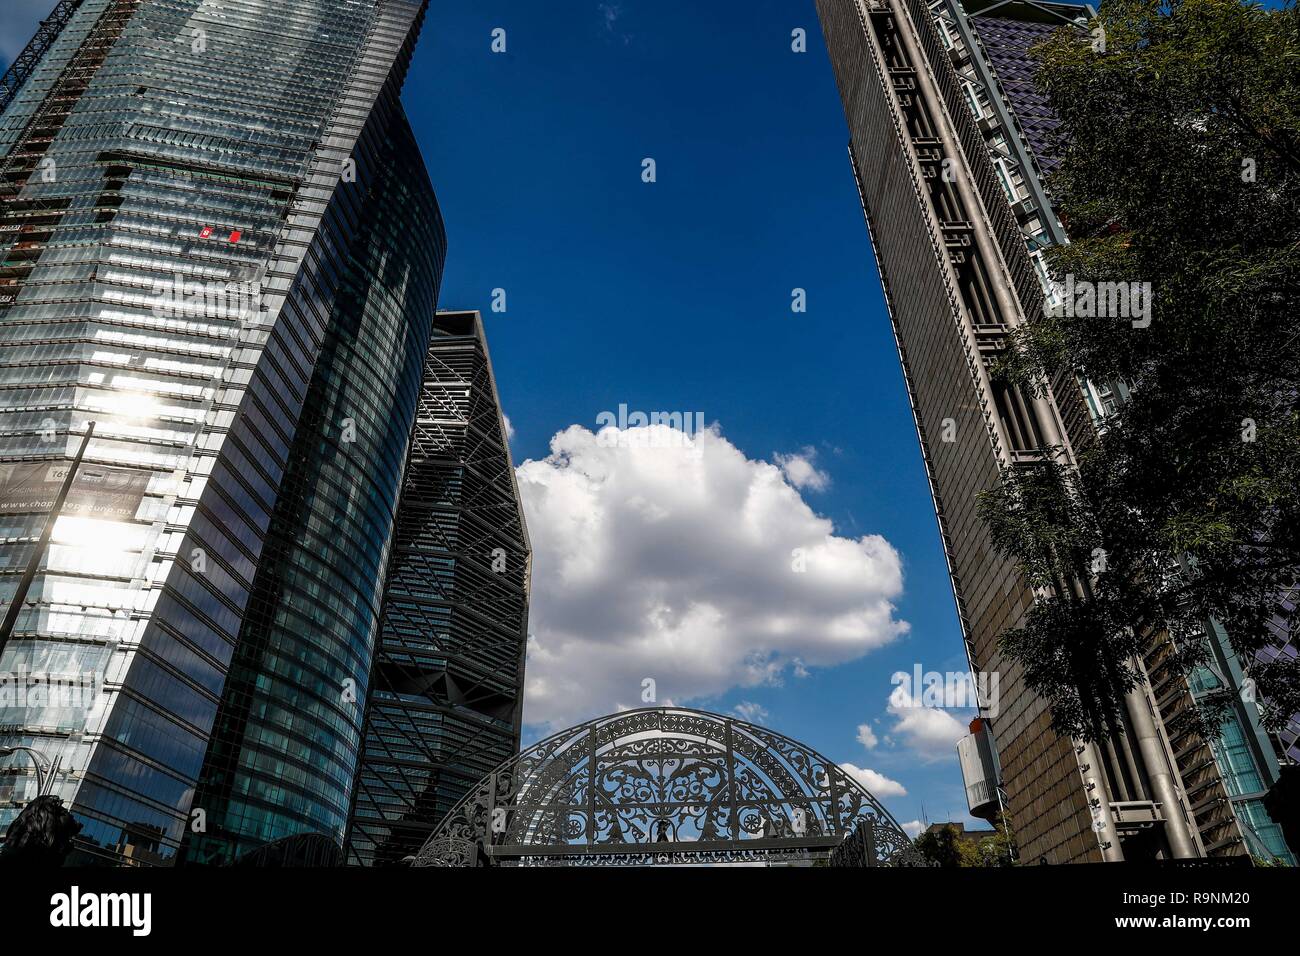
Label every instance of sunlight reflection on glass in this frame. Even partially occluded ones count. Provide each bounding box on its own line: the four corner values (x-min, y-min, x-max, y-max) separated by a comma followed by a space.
49, 516, 147, 579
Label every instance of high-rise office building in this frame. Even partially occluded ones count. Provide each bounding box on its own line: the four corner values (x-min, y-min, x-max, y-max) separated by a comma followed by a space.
817, 0, 1292, 862
177, 101, 446, 866
0, 0, 447, 865
346, 310, 530, 867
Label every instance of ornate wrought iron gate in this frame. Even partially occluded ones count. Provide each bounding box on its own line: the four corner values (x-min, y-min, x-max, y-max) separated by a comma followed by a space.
412, 707, 927, 866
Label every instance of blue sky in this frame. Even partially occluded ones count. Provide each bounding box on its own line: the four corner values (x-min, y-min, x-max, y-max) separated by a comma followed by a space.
408, 1, 979, 828
2, 0, 983, 831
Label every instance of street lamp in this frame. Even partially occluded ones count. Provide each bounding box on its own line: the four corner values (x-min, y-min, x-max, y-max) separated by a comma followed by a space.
0, 746, 60, 798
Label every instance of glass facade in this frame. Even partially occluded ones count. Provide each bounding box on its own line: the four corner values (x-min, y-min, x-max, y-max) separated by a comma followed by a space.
1189, 622, 1296, 864
346, 311, 530, 866
0, 0, 436, 865
179, 102, 445, 866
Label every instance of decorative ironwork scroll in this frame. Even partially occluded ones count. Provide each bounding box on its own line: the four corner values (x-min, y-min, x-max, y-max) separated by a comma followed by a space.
412, 707, 928, 867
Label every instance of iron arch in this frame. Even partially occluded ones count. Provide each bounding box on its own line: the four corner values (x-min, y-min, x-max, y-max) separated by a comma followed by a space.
412, 707, 926, 866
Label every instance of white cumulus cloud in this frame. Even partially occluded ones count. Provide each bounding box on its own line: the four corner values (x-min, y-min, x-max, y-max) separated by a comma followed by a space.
732, 701, 770, 724
856, 722, 879, 750
884, 677, 969, 761
775, 447, 830, 492
517, 423, 908, 731
839, 763, 907, 799
901, 819, 924, 838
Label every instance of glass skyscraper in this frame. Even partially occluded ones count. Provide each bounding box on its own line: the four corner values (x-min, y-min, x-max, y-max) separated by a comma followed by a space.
0, 0, 446, 865
178, 101, 446, 866
346, 310, 530, 867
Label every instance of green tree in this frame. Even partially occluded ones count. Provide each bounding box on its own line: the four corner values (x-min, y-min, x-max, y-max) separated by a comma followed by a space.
966, 826, 1019, 867
978, 0, 1300, 743
913, 824, 1019, 867
913, 825, 966, 867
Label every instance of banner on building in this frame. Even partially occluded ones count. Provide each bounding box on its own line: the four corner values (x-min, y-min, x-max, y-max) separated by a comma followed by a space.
0, 461, 150, 521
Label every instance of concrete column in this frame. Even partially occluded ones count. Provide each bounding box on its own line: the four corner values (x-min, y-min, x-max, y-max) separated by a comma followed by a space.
1124, 684, 1200, 858
1078, 740, 1126, 861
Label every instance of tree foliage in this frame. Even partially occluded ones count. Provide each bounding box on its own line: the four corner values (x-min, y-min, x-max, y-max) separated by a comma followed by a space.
913, 824, 1018, 867
979, 0, 1300, 743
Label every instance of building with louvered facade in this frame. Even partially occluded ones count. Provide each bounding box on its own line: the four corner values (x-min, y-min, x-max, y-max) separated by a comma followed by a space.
0, 0, 451, 865
346, 310, 530, 867
816, 0, 1293, 863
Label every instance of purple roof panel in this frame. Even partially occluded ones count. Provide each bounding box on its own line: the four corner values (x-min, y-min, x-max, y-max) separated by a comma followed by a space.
971, 15, 1067, 175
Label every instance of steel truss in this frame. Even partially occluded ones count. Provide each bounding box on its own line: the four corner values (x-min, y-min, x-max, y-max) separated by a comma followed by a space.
348, 312, 531, 865
0, 0, 85, 117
